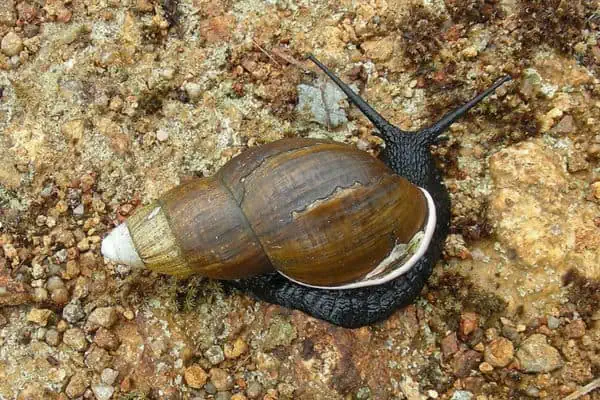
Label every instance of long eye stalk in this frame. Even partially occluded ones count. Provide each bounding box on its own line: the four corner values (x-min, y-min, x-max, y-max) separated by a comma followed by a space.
308, 55, 511, 145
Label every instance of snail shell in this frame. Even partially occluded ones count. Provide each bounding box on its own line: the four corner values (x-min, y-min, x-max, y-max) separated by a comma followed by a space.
102, 138, 435, 289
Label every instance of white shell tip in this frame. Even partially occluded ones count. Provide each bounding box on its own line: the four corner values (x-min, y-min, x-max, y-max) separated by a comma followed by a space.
101, 223, 145, 268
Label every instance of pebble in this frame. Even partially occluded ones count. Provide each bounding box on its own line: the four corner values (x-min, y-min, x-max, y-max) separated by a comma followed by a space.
65, 371, 89, 398
184, 364, 208, 389
451, 391, 473, 400
1, 31, 23, 56
63, 328, 88, 352
210, 368, 233, 391
46, 276, 65, 292
231, 393, 248, 400
547, 316, 560, 329
441, 332, 459, 357
565, 320, 586, 338
184, 82, 202, 100
452, 349, 482, 377
484, 337, 514, 367
101, 368, 119, 385
45, 329, 60, 346
205, 382, 217, 394
516, 334, 563, 373
215, 392, 232, 400
479, 362, 494, 373
246, 381, 263, 399
277, 382, 295, 397
56, 319, 69, 333
156, 130, 169, 142
51, 288, 69, 305
87, 307, 117, 329
205, 344, 225, 365
85, 345, 113, 372
94, 327, 120, 350
26, 308, 53, 326
32, 288, 48, 303
224, 337, 248, 359
92, 383, 115, 400
73, 204, 85, 216
63, 301, 86, 323
459, 312, 479, 338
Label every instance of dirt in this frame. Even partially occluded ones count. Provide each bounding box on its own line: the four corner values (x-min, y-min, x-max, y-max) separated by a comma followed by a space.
0, 0, 599, 399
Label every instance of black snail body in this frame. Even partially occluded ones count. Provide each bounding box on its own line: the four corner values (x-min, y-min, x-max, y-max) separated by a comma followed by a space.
101, 56, 511, 328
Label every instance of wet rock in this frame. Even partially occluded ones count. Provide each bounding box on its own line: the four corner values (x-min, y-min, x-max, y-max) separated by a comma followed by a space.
516, 334, 563, 373
452, 350, 482, 377
205, 345, 225, 365
184, 364, 208, 388
484, 337, 514, 367
63, 328, 88, 352
26, 308, 53, 326
63, 301, 85, 323
92, 384, 114, 400
564, 320, 586, 338
1, 31, 23, 56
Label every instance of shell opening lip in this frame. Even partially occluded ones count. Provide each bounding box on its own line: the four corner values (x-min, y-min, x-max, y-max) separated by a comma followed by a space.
101, 222, 145, 269
277, 187, 437, 290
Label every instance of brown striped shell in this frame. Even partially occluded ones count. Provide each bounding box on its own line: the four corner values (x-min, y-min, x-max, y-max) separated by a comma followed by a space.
120, 138, 429, 288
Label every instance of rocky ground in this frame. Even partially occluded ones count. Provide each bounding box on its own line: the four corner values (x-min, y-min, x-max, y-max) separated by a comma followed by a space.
0, 0, 599, 399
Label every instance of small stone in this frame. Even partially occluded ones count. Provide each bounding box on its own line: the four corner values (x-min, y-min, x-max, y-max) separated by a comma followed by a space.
479, 362, 494, 373
473, 342, 485, 352
101, 368, 119, 385
441, 332, 459, 357
246, 381, 263, 399
87, 307, 117, 329
31, 262, 45, 279
231, 393, 247, 400
77, 238, 90, 252
123, 309, 135, 320
51, 288, 69, 305
484, 337, 514, 367
45, 329, 60, 346
46, 276, 65, 292
205, 382, 217, 395
64, 261, 80, 279
27, 308, 53, 326
85, 345, 113, 372
459, 312, 479, 338
215, 392, 232, 400
94, 327, 120, 350
184, 364, 208, 389
63, 301, 85, 323
1, 31, 23, 56
516, 334, 563, 373
92, 384, 114, 400
205, 345, 225, 365
451, 391, 473, 400
452, 350, 482, 377
156, 130, 169, 142
591, 182, 600, 200
427, 390, 439, 399
567, 151, 589, 173
224, 337, 248, 359
184, 82, 202, 100
57, 319, 69, 333
63, 328, 88, 351
565, 320, 586, 338
210, 368, 233, 391
547, 316, 560, 329
65, 371, 89, 398
277, 382, 295, 397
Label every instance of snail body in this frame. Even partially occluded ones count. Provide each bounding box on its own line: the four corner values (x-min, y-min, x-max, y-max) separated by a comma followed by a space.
102, 56, 510, 327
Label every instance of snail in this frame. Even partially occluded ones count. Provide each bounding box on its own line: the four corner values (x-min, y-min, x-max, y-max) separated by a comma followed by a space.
102, 56, 511, 328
